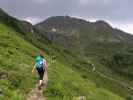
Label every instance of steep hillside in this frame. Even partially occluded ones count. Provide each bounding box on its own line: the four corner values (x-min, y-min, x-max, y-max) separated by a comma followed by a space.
0, 22, 38, 100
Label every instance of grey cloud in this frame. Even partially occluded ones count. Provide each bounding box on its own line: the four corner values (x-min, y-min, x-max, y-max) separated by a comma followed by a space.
0, 0, 133, 24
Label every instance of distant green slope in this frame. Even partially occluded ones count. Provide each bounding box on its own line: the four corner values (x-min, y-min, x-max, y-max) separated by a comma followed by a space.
0, 18, 126, 100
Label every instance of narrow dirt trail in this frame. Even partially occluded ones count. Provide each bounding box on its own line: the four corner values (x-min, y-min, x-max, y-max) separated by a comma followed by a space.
27, 86, 45, 100
27, 71, 48, 100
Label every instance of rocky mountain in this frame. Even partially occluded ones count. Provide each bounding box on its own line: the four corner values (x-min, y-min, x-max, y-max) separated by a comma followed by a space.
35, 16, 133, 56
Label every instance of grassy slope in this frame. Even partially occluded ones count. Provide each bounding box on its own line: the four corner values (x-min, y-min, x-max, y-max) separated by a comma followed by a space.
51, 49, 133, 99
0, 22, 125, 100
0, 22, 39, 100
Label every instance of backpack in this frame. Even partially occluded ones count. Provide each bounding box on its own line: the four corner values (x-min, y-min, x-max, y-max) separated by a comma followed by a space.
35, 56, 44, 69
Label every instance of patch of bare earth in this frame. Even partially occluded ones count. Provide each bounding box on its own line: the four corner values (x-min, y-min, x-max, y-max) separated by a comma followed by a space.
27, 71, 48, 100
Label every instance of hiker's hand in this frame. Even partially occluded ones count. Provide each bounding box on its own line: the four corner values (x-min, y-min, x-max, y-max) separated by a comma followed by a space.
32, 69, 35, 74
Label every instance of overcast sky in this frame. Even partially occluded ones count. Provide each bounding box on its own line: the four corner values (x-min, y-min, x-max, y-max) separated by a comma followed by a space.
0, 0, 133, 34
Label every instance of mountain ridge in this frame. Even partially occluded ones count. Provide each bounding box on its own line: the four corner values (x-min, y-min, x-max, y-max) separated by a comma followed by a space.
35, 15, 133, 56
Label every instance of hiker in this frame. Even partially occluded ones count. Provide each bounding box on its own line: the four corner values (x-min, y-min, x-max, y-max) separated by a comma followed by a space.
32, 54, 48, 89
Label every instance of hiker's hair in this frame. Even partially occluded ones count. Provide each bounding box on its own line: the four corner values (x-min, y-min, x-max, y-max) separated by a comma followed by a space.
40, 51, 45, 58
40, 54, 44, 58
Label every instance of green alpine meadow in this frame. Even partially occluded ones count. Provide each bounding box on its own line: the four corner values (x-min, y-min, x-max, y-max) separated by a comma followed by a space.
0, 8, 133, 100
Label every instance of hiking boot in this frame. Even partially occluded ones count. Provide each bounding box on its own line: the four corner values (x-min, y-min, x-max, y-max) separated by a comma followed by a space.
38, 84, 42, 90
